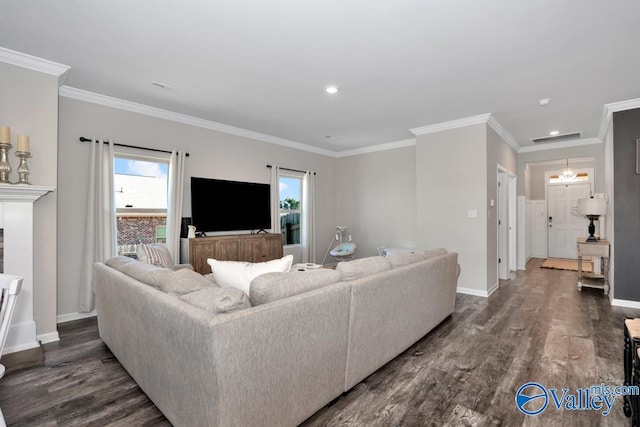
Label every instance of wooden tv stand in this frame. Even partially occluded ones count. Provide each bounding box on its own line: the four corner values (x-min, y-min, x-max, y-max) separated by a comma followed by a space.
188, 233, 284, 274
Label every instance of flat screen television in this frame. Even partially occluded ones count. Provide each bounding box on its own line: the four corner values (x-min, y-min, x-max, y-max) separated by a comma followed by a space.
190, 177, 271, 233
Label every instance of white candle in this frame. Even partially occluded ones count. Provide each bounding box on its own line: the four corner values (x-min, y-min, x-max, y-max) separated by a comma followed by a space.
0, 127, 9, 144
17, 134, 29, 153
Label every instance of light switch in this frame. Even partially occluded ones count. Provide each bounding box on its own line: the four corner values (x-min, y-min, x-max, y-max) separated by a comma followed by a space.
468, 209, 478, 218
490, 199, 495, 207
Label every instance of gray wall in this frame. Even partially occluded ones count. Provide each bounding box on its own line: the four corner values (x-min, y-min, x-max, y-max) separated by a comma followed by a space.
612, 108, 640, 301
57, 97, 336, 318
416, 124, 487, 293
0, 62, 59, 338
517, 143, 604, 198
486, 126, 517, 288
334, 146, 417, 258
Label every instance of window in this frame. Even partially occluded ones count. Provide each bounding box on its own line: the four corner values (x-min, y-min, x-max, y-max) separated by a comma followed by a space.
114, 155, 169, 256
279, 174, 303, 245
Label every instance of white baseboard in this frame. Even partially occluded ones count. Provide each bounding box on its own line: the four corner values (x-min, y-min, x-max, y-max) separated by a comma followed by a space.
456, 287, 489, 297
3, 320, 39, 355
518, 256, 532, 271
487, 282, 499, 297
611, 299, 640, 310
3, 341, 39, 355
37, 331, 60, 344
57, 310, 97, 324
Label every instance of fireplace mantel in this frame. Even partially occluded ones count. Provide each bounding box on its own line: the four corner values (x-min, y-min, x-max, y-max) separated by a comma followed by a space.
0, 184, 55, 354
0, 184, 55, 202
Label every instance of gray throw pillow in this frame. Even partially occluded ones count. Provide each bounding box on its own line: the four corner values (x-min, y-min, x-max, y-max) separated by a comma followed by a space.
250, 269, 340, 306
386, 252, 425, 268
421, 248, 448, 260
180, 287, 251, 314
119, 262, 173, 289
335, 256, 392, 281
105, 256, 137, 271
150, 268, 216, 296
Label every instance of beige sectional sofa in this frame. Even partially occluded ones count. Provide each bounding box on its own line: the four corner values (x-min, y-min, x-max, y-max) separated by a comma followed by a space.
93, 249, 459, 427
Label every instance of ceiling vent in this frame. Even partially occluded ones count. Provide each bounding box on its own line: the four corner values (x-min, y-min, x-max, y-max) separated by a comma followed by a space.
531, 132, 582, 144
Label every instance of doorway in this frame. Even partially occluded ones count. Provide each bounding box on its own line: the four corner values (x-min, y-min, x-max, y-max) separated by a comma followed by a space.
547, 183, 590, 259
497, 166, 516, 281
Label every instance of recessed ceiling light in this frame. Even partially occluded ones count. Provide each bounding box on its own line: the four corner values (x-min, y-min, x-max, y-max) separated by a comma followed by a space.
538, 98, 551, 106
549, 130, 560, 136
325, 85, 339, 95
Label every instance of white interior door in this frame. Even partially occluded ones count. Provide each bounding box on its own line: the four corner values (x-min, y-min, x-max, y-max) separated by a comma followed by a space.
508, 174, 517, 272
547, 183, 590, 259
498, 170, 508, 280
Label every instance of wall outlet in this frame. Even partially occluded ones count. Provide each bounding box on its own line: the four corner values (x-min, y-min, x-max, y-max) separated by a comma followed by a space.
468, 209, 478, 218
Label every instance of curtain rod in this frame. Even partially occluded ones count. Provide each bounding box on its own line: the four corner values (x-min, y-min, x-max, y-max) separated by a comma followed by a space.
79, 137, 189, 157
266, 164, 316, 175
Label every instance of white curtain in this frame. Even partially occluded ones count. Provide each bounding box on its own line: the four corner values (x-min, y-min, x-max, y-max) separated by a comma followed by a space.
302, 171, 316, 263
167, 150, 186, 263
270, 165, 281, 234
78, 138, 116, 312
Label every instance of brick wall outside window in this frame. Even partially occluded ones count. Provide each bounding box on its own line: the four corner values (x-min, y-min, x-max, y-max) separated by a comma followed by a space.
117, 215, 167, 246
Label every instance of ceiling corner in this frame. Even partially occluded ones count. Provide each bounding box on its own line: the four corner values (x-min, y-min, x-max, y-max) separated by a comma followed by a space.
409, 113, 492, 137
598, 97, 640, 141
487, 114, 520, 152
0, 47, 70, 84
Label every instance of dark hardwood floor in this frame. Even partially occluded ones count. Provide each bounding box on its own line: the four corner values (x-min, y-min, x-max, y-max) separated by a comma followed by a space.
1, 258, 638, 426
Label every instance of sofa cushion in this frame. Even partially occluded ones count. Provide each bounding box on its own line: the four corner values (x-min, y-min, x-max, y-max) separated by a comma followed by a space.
386, 252, 425, 268
105, 256, 137, 271
150, 268, 216, 296
207, 255, 294, 295
249, 269, 341, 306
137, 243, 174, 268
119, 262, 173, 289
422, 248, 448, 260
180, 286, 251, 314
335, 256, 392, 281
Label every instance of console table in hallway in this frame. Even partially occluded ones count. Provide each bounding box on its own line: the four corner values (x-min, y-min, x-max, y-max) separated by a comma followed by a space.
576, 238, 610, 295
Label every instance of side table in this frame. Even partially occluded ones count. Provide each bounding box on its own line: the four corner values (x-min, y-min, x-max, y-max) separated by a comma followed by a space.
577, 238, 610, 295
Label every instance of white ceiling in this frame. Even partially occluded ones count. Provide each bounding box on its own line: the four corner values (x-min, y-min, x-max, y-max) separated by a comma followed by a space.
1, 1, 639, 152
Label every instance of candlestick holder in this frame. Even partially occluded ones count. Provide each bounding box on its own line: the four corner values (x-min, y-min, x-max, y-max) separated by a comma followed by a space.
0, 143, 12, 184
15, 151, 31, 185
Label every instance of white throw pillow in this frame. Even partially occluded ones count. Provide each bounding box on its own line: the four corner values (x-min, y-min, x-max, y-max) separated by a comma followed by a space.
207, 255, 294, 294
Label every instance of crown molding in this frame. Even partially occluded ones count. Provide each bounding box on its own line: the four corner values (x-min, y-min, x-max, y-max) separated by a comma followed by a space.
598, 97, 640, 141
335, 138, 416, 158
409, 113, 520, 152
518, 137, 601, 153
0, 47, 70, 86
59, 86, 336, 158
487, 115, 520, 152
409, 113, 492, 136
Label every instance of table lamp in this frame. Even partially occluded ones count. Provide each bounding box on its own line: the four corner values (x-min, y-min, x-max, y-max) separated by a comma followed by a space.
577, 197, 607, 242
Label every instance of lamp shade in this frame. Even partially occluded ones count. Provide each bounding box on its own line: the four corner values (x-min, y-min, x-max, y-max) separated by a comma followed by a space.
577, 198, 607, 216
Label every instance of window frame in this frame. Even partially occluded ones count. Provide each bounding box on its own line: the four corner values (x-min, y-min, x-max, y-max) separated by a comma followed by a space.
113, 151, 171, 255
279, 171, 304, 248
